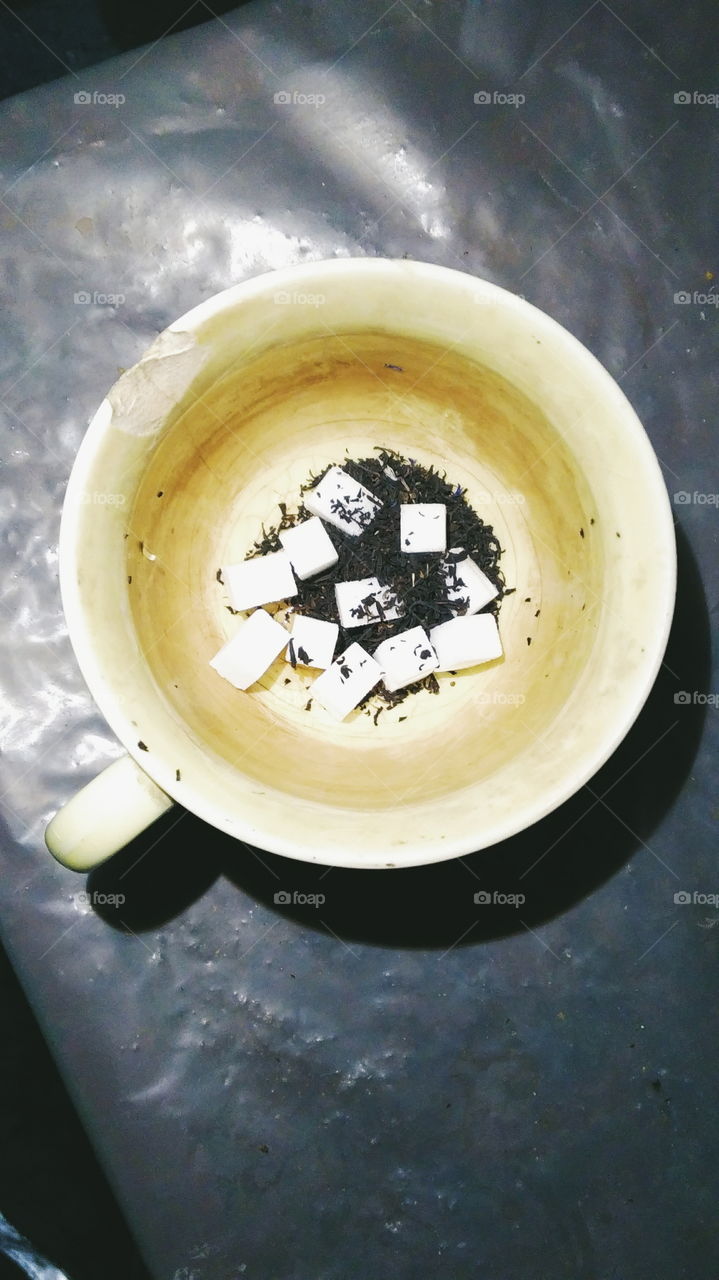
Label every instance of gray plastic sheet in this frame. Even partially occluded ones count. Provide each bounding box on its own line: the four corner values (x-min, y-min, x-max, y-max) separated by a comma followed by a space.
1, 2, 718, 1277
0, 1210, 71, 1280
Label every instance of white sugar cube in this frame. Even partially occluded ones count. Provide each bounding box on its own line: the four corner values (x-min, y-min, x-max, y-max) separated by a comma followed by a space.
311, 642, 383, 720
303, 465, 382, 537
400, 503, 447, 554
430, 613, 503, 672
223, 550, 297, 611
334, 577, 403, 629
441, 548, 499, 615
278, 516, 338, 581
285, 614, 338, 669
373, 625, 439, 693
210, 607, 289, 690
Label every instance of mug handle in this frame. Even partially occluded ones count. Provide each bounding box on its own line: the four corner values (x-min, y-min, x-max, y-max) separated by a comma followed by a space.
45, 753, 175, 871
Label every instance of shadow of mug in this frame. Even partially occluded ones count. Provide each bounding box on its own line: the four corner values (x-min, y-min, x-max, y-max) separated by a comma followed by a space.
89, 523, 707, 949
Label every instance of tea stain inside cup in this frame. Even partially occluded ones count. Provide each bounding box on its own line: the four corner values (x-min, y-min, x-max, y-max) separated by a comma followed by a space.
126, 331, 599, 808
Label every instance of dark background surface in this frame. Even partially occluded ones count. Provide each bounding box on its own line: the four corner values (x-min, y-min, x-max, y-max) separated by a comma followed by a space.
0, 1, 717, 1278
0, 0, 249, 101
0, 940, 152, 1279
0, 10, 243, 1280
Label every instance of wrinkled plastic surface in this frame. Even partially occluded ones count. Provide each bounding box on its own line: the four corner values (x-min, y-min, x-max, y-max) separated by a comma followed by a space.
1, 2, 717, 1278
0, 1210, 71, 1279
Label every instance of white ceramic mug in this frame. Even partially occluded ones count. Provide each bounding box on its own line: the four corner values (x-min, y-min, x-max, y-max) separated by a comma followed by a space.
46, 259, 676, 871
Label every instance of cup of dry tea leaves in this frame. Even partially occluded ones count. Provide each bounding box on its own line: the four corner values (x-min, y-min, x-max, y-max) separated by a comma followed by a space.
46, 259, 676, 871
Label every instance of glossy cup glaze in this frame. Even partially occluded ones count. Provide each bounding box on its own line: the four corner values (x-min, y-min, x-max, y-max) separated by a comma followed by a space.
46, 259, 676, 870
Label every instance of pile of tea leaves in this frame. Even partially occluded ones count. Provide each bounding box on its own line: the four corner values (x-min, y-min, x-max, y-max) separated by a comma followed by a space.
246, 448, 510, 711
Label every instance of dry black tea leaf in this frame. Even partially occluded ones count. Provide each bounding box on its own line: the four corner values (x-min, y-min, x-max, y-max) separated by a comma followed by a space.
243, 448, 510, 712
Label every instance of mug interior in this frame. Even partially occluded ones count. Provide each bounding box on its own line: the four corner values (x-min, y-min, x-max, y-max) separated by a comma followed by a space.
127, 330, 599, 808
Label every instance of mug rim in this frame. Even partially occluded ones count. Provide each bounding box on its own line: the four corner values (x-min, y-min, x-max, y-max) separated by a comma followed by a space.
59, 258, 677, 868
